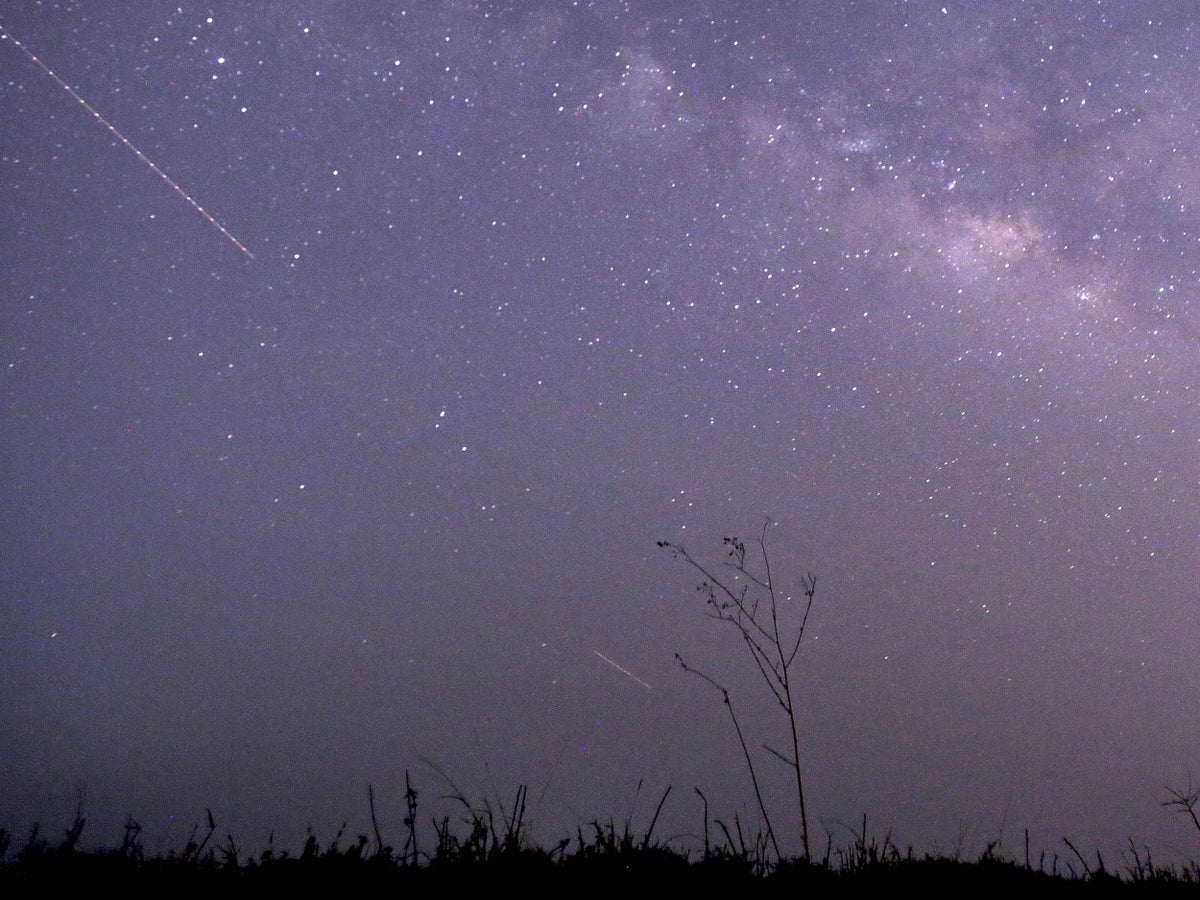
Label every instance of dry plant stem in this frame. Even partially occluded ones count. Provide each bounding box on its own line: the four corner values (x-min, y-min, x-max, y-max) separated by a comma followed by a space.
660, 520, 816, 860
368, 783, 384, 857
1062, 836, 1092, 877
1164, 781, 1200, 838
643, 785, 672, 850
403, 770, 419, 865
675, 655, 781, 861
695, 787, 710, 857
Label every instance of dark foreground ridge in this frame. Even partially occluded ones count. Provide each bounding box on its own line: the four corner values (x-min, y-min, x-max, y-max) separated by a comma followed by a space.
3, 794, 1199, 895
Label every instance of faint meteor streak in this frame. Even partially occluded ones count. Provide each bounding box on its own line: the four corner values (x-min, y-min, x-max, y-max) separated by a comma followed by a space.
0, 24, 254, 259
593, 650, 652, 689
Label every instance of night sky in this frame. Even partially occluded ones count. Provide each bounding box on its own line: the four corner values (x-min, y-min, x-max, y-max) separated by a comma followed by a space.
2, 1, 1198, 863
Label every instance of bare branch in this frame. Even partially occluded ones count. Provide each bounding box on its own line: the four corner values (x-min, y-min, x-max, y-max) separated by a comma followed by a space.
786, 576, 818, 668
1164, 780, 1200, 838
742, 630, 788, 710
763, 742, 795, 767
662, 524, 817, 861
676, 653, 781, 861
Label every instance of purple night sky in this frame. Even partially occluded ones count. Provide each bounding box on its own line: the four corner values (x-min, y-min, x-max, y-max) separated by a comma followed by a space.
2, 1, 1197, 863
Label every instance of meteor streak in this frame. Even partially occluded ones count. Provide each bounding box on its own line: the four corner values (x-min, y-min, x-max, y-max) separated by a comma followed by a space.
0, 24, 254, 259
593, 650, 652, 689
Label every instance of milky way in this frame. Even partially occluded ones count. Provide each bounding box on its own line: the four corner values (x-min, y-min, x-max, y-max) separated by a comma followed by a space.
2, 3, 1197, 863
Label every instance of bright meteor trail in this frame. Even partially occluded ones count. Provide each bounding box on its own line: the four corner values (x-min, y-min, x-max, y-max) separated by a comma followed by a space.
593, 650, 652, 690
0, 23, 254, 259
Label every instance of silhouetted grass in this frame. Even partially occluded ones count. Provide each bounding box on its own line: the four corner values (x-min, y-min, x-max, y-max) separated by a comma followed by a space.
2, 777, 1199, 893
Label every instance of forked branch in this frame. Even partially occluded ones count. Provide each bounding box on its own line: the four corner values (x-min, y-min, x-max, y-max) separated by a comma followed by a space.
1164, 780, 1200, 838
660, 521, 817, 860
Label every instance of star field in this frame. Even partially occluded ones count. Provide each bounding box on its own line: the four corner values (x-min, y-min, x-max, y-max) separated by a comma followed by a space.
1, 2, 1198, 863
